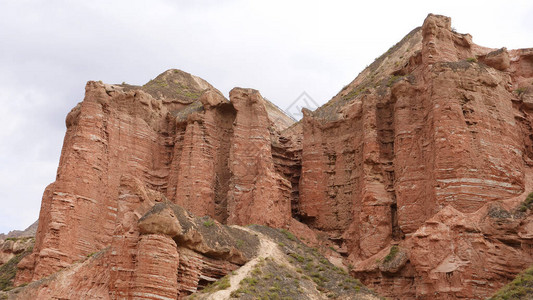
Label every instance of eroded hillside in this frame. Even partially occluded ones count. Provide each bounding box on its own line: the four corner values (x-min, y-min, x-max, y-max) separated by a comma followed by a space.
4, 14, 533, 300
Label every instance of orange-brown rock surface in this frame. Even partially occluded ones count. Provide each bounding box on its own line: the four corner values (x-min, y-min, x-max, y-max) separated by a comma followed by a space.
8, 13, 533, 300
298, 14, 533, 299
14, 71, 293, 285
12, 198, 259, 299
0, 238, 34, 267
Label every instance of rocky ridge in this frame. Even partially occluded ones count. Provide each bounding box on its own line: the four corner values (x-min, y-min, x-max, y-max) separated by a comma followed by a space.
0, 223, 36, 296
6, 202, 379, 300
5, 13, 533, 299
0, 222, 38, 241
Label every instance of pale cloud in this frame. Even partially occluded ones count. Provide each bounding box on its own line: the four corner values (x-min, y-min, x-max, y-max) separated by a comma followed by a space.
0, 0, 532, 233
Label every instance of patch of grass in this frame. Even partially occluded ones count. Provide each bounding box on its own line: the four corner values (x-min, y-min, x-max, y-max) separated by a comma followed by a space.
342, 86, 368, 101
515, 88, 527, 96
0, 246, 33, 291
251, 267, 262, 276
518, 192, 533, 212
280, 229, 296, 241
203, 219, 214, 227
242, 225, 379, 299
490, 265, 533, 299
201, 275, 230, 293
466, 57, 478, 63
386, 75, 403, 87
304, 262, 314, 271
86, 251, 98, 258
231, 260, 303, 299
384, 245, 399, 263
289, 253, 305, 263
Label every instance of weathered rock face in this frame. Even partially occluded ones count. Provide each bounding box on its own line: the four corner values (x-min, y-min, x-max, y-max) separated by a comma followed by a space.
0, 221, 38, 241
0, 237, 34, 293
0, 238, 34, 267
13, 70, 294, 291
298, 14, 533, 299
10, 13, 533, 300
12, 199, 259, 299
8, 206, 380, 300
226, 88, 292, 228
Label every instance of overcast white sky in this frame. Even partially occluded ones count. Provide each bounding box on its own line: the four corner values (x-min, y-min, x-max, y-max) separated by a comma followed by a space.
1, 0, 532, 234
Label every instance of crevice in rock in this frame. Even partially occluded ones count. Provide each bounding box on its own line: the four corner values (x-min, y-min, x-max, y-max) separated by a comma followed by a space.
377, 95, 402, 240
213, 103, 236, 223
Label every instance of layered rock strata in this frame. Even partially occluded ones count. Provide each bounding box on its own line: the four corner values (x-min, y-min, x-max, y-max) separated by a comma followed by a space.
15, 73, 294, 286
9, 13, 533, 300
297, 14, 533, 299
13, 199, 259, 299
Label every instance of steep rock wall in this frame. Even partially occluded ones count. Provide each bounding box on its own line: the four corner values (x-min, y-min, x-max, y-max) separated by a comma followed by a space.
10, 13, 533, 300
297, 14, 533, 299
15, 76, 295, 286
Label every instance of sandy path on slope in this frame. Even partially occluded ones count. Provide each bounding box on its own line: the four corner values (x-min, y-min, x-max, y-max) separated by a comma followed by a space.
206, 227, 285, 300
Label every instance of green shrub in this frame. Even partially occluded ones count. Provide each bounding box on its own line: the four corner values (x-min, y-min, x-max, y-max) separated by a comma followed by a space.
384, 245, 399, 263
289, 253, 305, 263
518, 192, 533, 212
515, 88, 527, 96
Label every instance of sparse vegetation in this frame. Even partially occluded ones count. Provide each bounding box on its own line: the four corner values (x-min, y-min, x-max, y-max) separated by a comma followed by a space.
0, 245, 33, 291
201, 275, 231, 293
203, 219, 215, 227
3, 237, 33, 242
141, 71, 204, 103
289, 253, 305, 263
230, 259, 305, 299
342, 86, 368, 101
191, 225, 380, 299
490, 265, 533, 300
518, 192, 533, 212
515, 87, 527, 96
386, 75, 403, 87
280, 229, 296, 241
384, 245, 399, 263
466, 57, 478, 63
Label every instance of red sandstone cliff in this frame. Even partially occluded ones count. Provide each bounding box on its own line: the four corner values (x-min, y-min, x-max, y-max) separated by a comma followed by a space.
6, 14, 533, 300
296, 14, 533, 299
